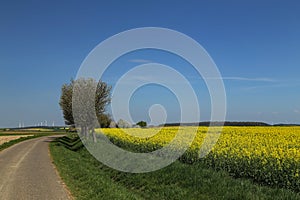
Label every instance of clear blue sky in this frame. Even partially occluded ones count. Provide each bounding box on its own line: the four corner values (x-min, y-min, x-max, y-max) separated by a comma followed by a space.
1, 0, 300, 127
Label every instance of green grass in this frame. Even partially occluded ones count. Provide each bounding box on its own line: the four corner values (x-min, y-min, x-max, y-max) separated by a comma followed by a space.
50, 137, 300, 200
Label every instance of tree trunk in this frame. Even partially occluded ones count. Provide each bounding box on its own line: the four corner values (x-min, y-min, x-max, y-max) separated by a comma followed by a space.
79, 126, 84, 138
92, 128, 97, 143
85, 126, 89, 138
82, 126, 86, 138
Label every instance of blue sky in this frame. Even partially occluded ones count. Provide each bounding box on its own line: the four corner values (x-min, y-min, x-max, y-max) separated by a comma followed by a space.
0, 0, 300, 127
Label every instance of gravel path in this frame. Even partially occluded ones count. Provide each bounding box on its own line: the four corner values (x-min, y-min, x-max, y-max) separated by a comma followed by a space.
0, 135, 71, 200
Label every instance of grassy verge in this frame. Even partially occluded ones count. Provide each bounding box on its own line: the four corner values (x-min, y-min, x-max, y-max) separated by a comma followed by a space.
50, 137, 300, 200
0, 132, 64, 152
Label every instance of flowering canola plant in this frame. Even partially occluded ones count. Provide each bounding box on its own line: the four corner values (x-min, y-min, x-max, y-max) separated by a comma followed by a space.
96, 126, 300, 191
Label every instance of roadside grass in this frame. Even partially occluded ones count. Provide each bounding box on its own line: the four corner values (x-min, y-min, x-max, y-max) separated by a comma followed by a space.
0, 131, 65, 152
50, 136, 300, 200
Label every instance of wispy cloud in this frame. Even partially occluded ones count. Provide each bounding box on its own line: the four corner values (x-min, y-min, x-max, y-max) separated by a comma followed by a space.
128, 59, 153, 64
188, 76, 276, 82
220, 77, 276, 82
131, 75, 154, 82
294, 109, 300, 114
108, 74, 279, 86
242, 83, 291, 90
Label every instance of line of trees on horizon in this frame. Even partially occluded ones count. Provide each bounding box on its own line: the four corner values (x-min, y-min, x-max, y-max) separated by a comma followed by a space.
161, 121, 300, 127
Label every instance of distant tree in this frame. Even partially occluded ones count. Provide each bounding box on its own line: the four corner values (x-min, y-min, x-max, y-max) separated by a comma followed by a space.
109, 121, 117, 128
98, 113, 112, 128
136, 121, 147, 128
59, 78, 111, 142
117, 119, 132, 128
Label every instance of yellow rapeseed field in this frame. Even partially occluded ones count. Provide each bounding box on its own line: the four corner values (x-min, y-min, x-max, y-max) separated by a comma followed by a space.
96, 126, 300, 191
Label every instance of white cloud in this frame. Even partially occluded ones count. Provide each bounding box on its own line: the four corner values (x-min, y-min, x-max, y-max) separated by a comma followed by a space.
220, 77, 276, 82
109, 74, 278, 86
188, 76, 276, 82
242, 83, 289, 91
128, 59, 153, 63
294, 109, 300, 114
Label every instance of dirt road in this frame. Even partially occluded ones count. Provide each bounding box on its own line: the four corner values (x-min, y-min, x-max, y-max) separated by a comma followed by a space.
0, 136, 71, 200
